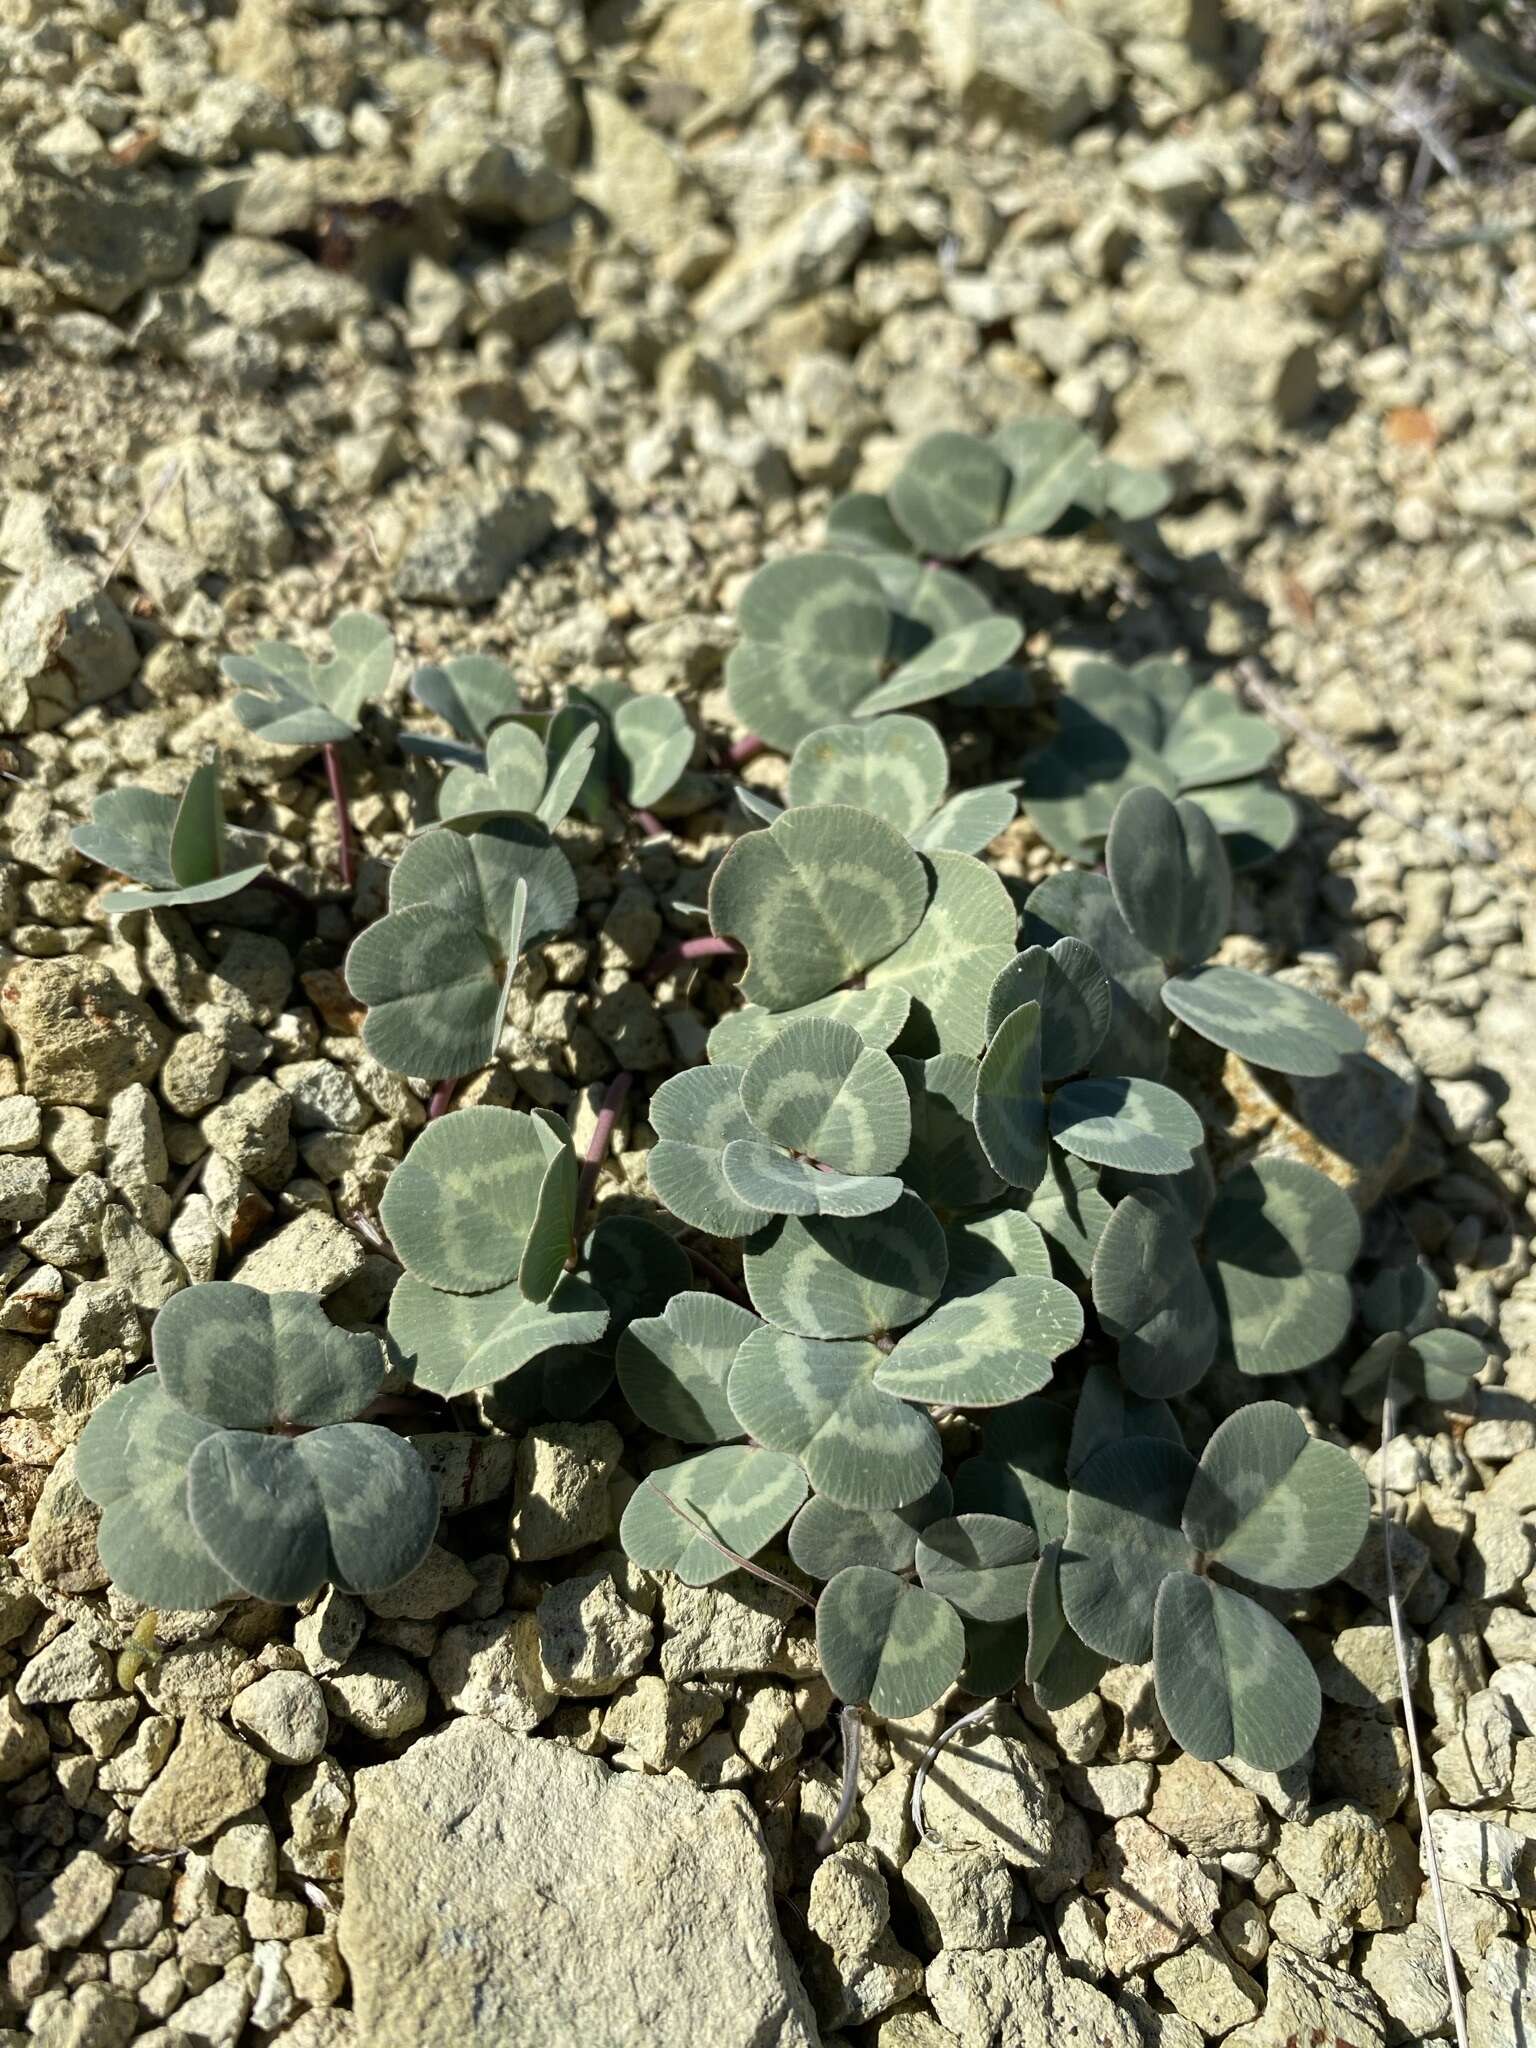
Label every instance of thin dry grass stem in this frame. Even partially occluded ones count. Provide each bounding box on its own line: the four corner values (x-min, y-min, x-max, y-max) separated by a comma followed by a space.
101, 457, 180, 588
817, 1707, 864, 1854
1380, 1383, 1470, 2048
642, 1478, 814, 1610
910, 1699, 995, 1846
324, 742, 357, 891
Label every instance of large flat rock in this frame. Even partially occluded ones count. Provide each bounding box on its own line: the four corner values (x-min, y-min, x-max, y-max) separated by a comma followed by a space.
338, 1719, 820, 2048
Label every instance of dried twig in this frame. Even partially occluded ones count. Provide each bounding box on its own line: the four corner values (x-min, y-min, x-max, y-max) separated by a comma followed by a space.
1380, 1382, 1470, 2048
817, 1707, 864, 1854
641, 1478, 814, 1609
99, 457, 180, 589
910, 1699, 995, 1845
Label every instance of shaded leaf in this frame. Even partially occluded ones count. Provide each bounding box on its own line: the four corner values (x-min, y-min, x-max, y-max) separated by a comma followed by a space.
974, 1001, 1048, 1191
986, 939, 1111, 1081
1154, 1572, 1321, 1771
1091, 1187, 1217, 1399
388, 1272, 609, 1397
916, 1514, 1038, 1621
619, 1447, 808, 1586
1203, 1158, 1360, 1377
1027, 1539, 1110, 1712
788, 1478, 953, 1580
817, 1565, 965, 1717
1106, 786, 1231, 969
1059, 1435, 1198, 1663
616, 1292, 760, 1443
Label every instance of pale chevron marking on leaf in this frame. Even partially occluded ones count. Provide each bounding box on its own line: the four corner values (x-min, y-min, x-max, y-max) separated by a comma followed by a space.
816, 1565, 965, 1718
646, 1064, 763, 1238
380, 1106, 551, 1294
873, 1275, 1081, 1407
720, 1141, 903, 1219
709, 988, 912, 1067
1048, 1074, 1203, 1174
1059, 1436, 1198, 1665
743, 1195, 948, 1342
1154, 1573, 1321, 1771
740, 1017, 909, 1175
787, 717, 947, 834
618, 1445, 808, 1585
152, 1282, 384, 1431
867, 850, 1017, 1055
1182, 1400, 1369, 1591
788, 1479, 953, 1580
728, 1327, 942, 1511
388, 1272, 609, 1399
1161, 964, 1364, 1078
291, 1424, 440, 1594
915, 1513, 1038, 1622
616, 1292, 759, 1443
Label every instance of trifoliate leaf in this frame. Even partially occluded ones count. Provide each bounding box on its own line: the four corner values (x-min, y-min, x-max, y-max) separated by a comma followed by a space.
916, 1514, 1038, 1622
73, 786, 178, 892
826, 491, 914, 555
1183, 1402, 1369, 1590
380, 1105, 575, 1299
1162, 690, 1281, 789
816, 1565, 965, 1718
866, 849, 1017, 1055
644, 1063, 763, 1238
1154, 1572, 1321, 1771
389, 1272, 609, 1398
974, 1001, 1048, 1191
727, 1327, 942, 1510
1203, 1158, 1360, 1376
1161, 966, 1365, 1078
860, 615, 1023, 717
899, 1054, 1004, 1212
620, 1445, 809, 1586
888, 431, 1013, 557
725, 553, 894, 751
224, 611, 394, 745
710, 804, 928, 1012
1091, 1187, 1217, 1398
1059, 1436, 1198, 1663
75, 760, 269, 913
986, 939, 1111, 1081
1023, 870, 1169, 1079
720, 1141, 904, 1219
787, 716, 948, 835
438, 721, 548, 823
1343, 1326, 1484, 1405
787, 1478, 953, 1580
739, 1017, 910, 1175
872, 1276, 1081, 1407
1019, 697, 1175, 864
187, 1422, 437, 1605
1185, 779, 1298, 868
708, 987, 912, 1066
1106, 786, 1232, 970
991, 418, 1102, 536
616, 1292, 760, 1444
346, 820, 574, 1078
75, 1377, 243, 1611
152, 1283, 384, 1431
1026, 1540, 1110, 1712
1049, 1075, 1203, 1174
957, 1397, 1073, 1547
743, 1195, 948, 1341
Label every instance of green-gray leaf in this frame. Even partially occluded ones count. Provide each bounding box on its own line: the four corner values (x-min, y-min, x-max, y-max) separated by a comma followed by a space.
645, 1063, 764, 1238
816, 1565, 966, 1717
866, 850, 1017, 1055
1204, 1158, 1360, 1376
986, 939, 1111, 1082
740, 1016, 909, 1175
1067, 1361, 1182, 1479
1027, 1539, 1110, 1712
787, 716, 947, 836
721, 1140, 903, 1218
743, 1194, 948, 1341
437, 721, 548, 823
224, 611, 394, 745
613, 694, 694, 809
1106, 786, 1232, 970
1161, 966, 1365, 1078
1183, 1401, 1369, 1590
412, 653, 522, 744
1154, 1572, 1321, 1771
619, 1446, 809, 1585
974, 1001, 1048, 1191
916, 1514, 1038, 1622
616, 1292, 760, 1443
389, 1272, 609, 1397
872, 1276, 1081, 1407
788, 1478, 953, 1580
379, 1105, 575, 1298
1163, 691, 1281, 789
727, 1327, 942, 1511
710, 804, 928, 1012
1091, 1187, 1217, 1399
910, 783, 1018, 856
943, 1205, 1052, 1299
1059, 1436, 1198, 1663
1024, 1147, 1112, 1283
72, 786, 179, 891
899, 1054, 1004, 1212
708, 987, 913, 1067
725, 553, 891, 750
888, 431, 1012, 557
1050, 1075, 1202, 1174
153, 1282, 384, 1431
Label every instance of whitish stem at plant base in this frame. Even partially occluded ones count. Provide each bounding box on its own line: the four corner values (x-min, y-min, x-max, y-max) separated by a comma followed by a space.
817, 1707, 864, 1854
323, 742, 356, 891
577, 1070, 633, 1225
1381, 1384, 1470, 2048
910, 1700, 996, 1845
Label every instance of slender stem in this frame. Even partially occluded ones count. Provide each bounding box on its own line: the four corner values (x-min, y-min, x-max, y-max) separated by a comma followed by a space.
911, 1699, 995, 1845
1379, 1385, 1470, 2048
344, 1208, 400, 1263
426, 1078, 457, 1122
577, 1070, 633, 1225
643, 1478, 815, 1609
255, 870, 315, 912
817, 1707, 864, 1854
684, 1241, 749, 1307
646, 934, 744, 984
323, 742, 356, 892
727, 733, 765, 769
630, 807, 669, 838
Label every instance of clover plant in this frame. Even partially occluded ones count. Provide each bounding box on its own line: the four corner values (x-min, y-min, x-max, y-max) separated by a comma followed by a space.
410, 655, 703, 825
617, 769, 1375, 1770
72, 754, 269, 912
1021, 656, 1297, 869
75, 1283, 438, 1609
826, 419, 1172, 563
222, 611, 396, 890
725, 552, 1026, 752
1345, 1263, 1485, 1407
741, 715, 1018, 857
344, 818, 576, 1079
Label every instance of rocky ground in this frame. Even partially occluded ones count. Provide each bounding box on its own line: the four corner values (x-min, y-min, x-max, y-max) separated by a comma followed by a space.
3, 0, 1536, 2044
